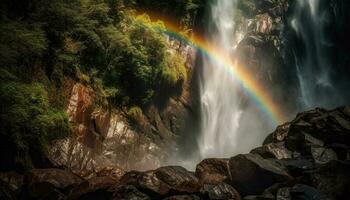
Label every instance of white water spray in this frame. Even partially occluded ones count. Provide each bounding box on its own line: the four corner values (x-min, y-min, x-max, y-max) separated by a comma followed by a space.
292, 0, 340, 108
198, 0, 271, 159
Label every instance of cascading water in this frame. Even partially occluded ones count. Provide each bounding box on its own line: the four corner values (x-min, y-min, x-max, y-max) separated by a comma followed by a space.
199, 0, 240, 159
291, 0, 342, 109
198, 0, 271, 159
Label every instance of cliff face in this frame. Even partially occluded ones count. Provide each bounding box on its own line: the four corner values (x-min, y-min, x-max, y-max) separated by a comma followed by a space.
48, 43, 198, 173
232, 0, 298, 115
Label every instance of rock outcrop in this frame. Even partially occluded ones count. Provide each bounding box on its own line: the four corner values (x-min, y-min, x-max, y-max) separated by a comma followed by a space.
0, 107, 350, 200
2, 106, 347, 199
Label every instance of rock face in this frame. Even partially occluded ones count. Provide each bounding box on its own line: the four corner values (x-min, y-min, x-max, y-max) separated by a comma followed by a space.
2, 107, 350, 199
119, 166, 201, 198
48, 42, 198, 174
233, 0, 298, 114
21, 168, 84, 199
228, 154, 292, 196
195, 158, 230, 184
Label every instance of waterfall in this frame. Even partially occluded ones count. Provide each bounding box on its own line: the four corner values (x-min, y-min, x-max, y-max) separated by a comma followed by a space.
198, 0, 270, 159
291, 0, 342, 109
199, 0, 240, 159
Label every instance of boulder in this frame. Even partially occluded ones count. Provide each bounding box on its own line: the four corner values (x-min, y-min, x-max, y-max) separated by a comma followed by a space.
69, 176, 116, 199
276, 184, 331, 200
275, 158, 314, 177
200, 183, 241, 200
163, 195, 201, 200
119, 166, 200, 198
251, 142, 294, 159
308, 161, 350, 199
311, 147, 338, 164
195, 158, 230, 184
21, 168, 83, 199
228, 154, 292, 196
96, 167, 125, 182
111, 185, 150, 200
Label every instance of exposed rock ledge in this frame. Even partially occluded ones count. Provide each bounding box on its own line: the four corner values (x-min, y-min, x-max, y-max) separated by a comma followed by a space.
1, 106, 349, 200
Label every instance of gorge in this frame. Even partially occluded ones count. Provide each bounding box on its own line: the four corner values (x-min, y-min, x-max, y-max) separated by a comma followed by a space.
0, 0, 350, 199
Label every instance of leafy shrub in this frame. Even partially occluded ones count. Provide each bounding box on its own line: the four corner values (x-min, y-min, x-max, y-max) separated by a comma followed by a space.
0, 70, 70, 170
127, 106, 144, 123
162, 52, 187, 87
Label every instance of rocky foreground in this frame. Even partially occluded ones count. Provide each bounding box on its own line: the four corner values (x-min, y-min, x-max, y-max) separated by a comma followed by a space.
1, 106, 350, 200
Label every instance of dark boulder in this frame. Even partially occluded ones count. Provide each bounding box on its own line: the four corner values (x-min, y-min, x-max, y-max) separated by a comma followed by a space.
69, 176, 116, 199
21, 168, 83, 199
200, 183, 241, 200
251, 142, 294, 159
228, 154, 292, 196
308, 161, 350, 199
276, 184, 332, 200
119, 166, 200, 198
163, 194, 201, 200
195, 158, 230, 184
111, 185, 150, 200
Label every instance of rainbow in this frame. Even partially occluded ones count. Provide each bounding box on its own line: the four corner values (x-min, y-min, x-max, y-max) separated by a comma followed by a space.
135, 13, 287, 124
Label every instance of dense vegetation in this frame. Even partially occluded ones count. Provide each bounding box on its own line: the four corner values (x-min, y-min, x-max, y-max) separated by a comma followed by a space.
0, 0, 202, 170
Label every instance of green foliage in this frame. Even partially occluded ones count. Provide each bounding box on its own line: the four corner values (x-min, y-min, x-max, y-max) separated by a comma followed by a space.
0, 20, 47, 69
0, 69, 70, 170
0, 0, 198, 171
127, 106, 144, 123
135, 0, 203, 30
162, 52, 187, 87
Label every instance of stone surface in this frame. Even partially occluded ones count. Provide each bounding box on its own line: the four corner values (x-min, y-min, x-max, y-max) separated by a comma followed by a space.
228, 154, 292, 196
195, 158, 230, 184
119, 166, 200, 198
21, 168, 83, 199
200, 183, 241, 200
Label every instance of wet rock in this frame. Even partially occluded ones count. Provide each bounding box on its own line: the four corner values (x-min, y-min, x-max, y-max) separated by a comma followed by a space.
0, 171, 23, 193
96, 167, 125, 182
119, 166, 200, 197
21, 168, 83, 199
154, 166, 200, 194
311, 147, 338, 164
275, 158, 314, 177
308, 161, 350, 199
200, 183, 241, 200
251, 142, 294, 160
69, 176, 115, 199
0, 180, 17, 200
277, 184, 331, 200
163, 195, 201, 200
112, 185, 150, 200
195, 158, 230, 184
228, 154, 292, 196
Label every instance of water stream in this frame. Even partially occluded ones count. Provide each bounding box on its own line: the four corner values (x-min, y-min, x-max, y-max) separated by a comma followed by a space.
291, 0, 341, 109
197, 0, 272, 160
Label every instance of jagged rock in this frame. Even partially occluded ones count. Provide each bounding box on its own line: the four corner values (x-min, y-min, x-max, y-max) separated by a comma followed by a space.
0, 172, 23, 193
311, 147, 338, 164
308, 161, 350, 199
163, 195, 201, 200
251, 142, 294, 159
200, 183, 241, 200
69, 176, 116, 199
119, 166, 200, 198
111, 185, 150, 200
276, 184, 331, 200
275, 158, 314, 177
0, 180, 17, 200
96, 167, 125, 182
228, 154, 292, 196
195, 158, 230, 184
21, 168, 83, 199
